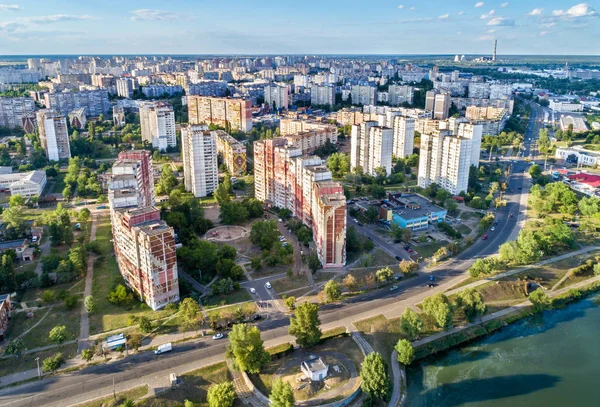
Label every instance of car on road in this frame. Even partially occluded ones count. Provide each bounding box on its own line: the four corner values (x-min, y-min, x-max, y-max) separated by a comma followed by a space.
482, 234, 488, 240
429, 275, 435, 282
278, 218, 283, 223
389, 285, 399, 291
357, 222, 364, 226
407, 248, 414, 253
250, 288, 256, 294
493, 220, 499, 226
265, 282, 272, 289
491, 227, 496, 231
395, 255, 402, 261
212, 333, 224, 340
509, 213, 514, 218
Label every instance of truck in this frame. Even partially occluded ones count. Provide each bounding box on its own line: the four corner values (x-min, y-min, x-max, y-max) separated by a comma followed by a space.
155, 342, 172, 355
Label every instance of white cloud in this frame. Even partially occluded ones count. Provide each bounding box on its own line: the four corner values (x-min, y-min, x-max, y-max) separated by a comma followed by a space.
397, 4, 404, 9
500, 2, 508, 7
0, 4, 19, 11
528, 8, 543, 16
488, 29, 497, 33
409, 6, 416, 11
21, 15, 99, 23
0, 21, 22, 32
475, 2, 485, 8
541, 22, 556, 28
481, 9, 495, 19
552, 3, 596, 18
458, 11, 464, 15
438, 13, 450, 19
130, 9, 187, 21
487, 16, 515, 26
540, 31, 549, 36
478, 34, 495, 41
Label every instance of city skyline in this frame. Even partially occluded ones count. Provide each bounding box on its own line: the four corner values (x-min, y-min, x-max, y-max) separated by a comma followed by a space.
0, 1, 598, 55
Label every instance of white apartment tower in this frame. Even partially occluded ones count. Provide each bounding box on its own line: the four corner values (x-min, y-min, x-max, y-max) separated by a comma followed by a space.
368, 126, 393, 176
265, 83, 289, 110
181, 124, 219, 198
36, 110, 71, 162
456, 123, 483, 167
350, 121, 377, 173
311, 84, 335, 107
388, 85, 414, 106
392, 116, 415, 158
139, 102, 177, 151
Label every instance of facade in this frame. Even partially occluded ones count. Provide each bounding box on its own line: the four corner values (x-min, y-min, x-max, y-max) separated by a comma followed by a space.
181, 124, 219, 197
187, 96, 253, 132
418, 130, 471, 195
187, 81, 228, 97
139, 102, 177, 151
108, 150, 155, 209
215, 131, 247, 176
141, 85, 183, 98
0, 97, 36, 129
386, 193, 447, 231
113, 105, 126, 127
489, 84, 513, 100
455, 122, 483, 167
392, 116, 415, 158
301, 357, 329, 381
44, 89, 110, 117
68, 108, 87, 129
350, 122, 392, 176
111, 207, 179, 311
0, 170, 47, 197
425, 90, 451, 119
279, 118, 338, 141
549, 99, 584, 113
116, 77, 136, 98
388, 85, 414, 106
264, 83, 290, 110
254, 138, 346, 267
36, 109, 71, 161
311, 84, 335, 107
351, 84, 377, 106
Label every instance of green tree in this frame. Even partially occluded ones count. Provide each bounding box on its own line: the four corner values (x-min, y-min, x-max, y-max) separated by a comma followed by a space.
77, 208, 91, 222
2, 205, 25, 232
127, 332, 143, 350
307, 251, 322, 274
365, 205, 380, 223
84, 295, 95, 313
8, 194, 25, 208
270, 378, 295, 407
343, 274, 358, 292
360, 352, 390, 403
399, 260, 418, 275
395, 339, 414, 365
107, 284, 134, 305
49, 325, 68, 345
214, 182, 232, 205
43, 352, 64, 372
422, 293, 453, 330
250, 220, 279, 250
226, 324, 270, 373
179, 297, 202, 331
375, 266, 394, 284
138, 316, 153, 333
529, 163, 542, 178
4, 338, 24, 357
399, 308, 423, 340
323, 280, 342, 302
207, 382, 236, 407
155, 164, 178, 195
284, 296, 296, 310
455, 288, 486, 322
289, 301, 322, 348
529, 288, 552, 312
81, 348, 94, 362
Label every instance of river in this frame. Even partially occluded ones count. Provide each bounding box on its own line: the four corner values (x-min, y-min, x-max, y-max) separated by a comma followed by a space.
406, 294, 600, 406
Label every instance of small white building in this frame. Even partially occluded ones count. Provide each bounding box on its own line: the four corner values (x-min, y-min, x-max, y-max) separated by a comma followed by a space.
0, 170, 47, 197
301, 357, 329, 381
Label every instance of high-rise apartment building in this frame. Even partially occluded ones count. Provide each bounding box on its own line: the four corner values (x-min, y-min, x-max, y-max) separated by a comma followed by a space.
139, 102, 177, 151
181, 124, 219, 198
111, 206, 179, 311
265, 83, 289, 110
113, 106, 126, 127
418, 130, 471, 195
187, 96, 252, 132
433, 93, 451, 120
254, 138, 346, 268
108, 150, 179, 311
351, 84, 377, 106
392, 116, 415, 158
0, 97, 36, 129
215, 131, 247, 176
36, 110, 71, 162
388, 85, 414, 106
311, 84, 335, 107
44, 89, 110, 117
350, 122, 392, 176
116, 77, 136, 98
456, 122, 483, 167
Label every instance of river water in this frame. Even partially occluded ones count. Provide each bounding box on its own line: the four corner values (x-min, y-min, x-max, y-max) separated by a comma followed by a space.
406, 295, 600, 406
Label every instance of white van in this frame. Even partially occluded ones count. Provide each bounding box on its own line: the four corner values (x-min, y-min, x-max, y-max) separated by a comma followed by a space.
155, 342, 173, 355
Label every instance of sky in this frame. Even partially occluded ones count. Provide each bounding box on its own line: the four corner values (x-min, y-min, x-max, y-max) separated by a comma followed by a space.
0, 0, 598, 55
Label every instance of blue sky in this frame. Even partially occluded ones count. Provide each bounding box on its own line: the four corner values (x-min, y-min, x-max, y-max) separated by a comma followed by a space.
0, 0, 598, 55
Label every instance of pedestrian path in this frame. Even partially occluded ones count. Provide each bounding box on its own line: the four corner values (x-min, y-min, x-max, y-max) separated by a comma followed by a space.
78, 214, 98, 353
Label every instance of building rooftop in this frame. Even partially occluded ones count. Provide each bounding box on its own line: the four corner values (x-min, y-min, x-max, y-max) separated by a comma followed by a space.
302, 357, 328, 373
0, 239, 27, 250
387, 193, 446, 220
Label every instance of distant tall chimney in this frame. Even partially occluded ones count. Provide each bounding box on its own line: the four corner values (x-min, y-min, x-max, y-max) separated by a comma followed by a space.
493, 40, 497, 62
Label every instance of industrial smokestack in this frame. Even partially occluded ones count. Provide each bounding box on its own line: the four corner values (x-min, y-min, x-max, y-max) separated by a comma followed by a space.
493, 40, 497, 61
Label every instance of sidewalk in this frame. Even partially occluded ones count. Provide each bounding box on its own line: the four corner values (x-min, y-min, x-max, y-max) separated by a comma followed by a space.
77, 214, 98, 353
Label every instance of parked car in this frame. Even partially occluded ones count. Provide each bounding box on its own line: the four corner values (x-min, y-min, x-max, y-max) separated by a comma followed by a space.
389, 285, 399, 291
482, 234, 488, 240
212, 333, 224, 340
250, 288, 256, 294
509, 213, 514, 218
265, 282, 272, 289
407, 248, 414, 253
395, 255, 402, 261
491, 227, 496, 231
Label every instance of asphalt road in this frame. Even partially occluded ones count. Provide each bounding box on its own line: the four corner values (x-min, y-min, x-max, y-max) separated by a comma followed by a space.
0, 102, 545, 407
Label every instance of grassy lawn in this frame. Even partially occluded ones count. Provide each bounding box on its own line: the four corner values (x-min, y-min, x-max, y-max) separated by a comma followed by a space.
89, 217, 176, 334
455, 224, 472, 235
21, 279, 84, 304
313, 270, 338, 285
136, 362, 244, 407
370, 249, 398, 266
250, 264, 291, 279
0, 343, 78, 377
201, 290, 252, 309
49, 172, 67, 195
205, 302, 257, 319
353, 314, 406, 357
413, 241, 447, 259
74, 386, 148, 407
22, 207, 55, 224
272, 273, 311, 294
475, 280, 528, 303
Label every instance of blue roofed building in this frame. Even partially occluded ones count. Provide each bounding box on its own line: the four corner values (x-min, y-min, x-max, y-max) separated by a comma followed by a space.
383, 192, 447, 231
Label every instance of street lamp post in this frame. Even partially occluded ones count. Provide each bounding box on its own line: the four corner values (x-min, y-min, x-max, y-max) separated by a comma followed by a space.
35, 357, 41, 380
